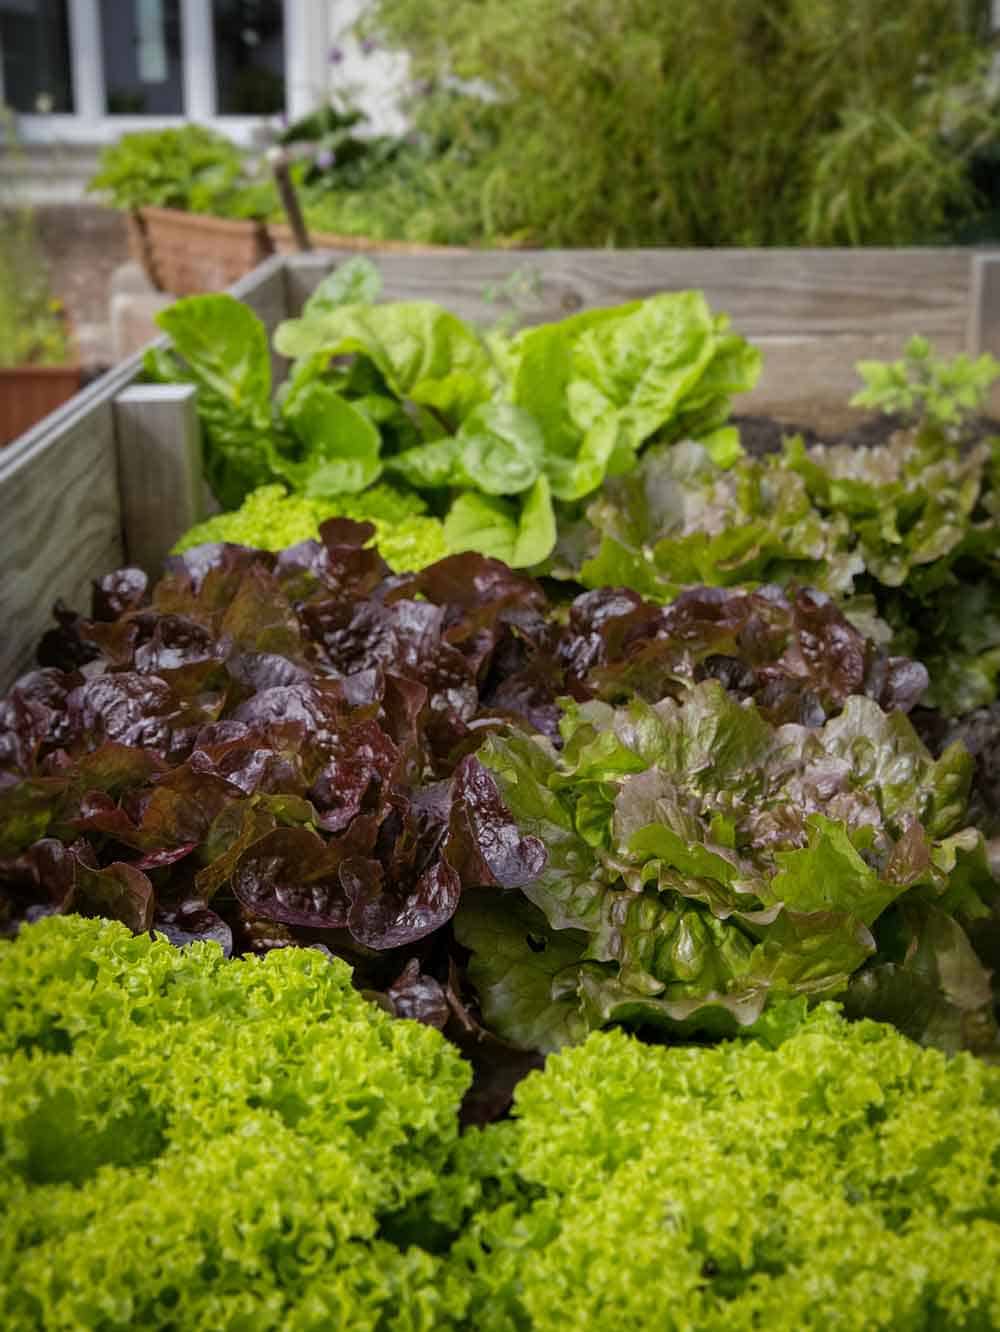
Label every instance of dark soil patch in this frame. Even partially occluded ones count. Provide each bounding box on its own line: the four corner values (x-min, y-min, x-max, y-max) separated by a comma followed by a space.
913, 705, 1000, 839
735, 412, 1000, 458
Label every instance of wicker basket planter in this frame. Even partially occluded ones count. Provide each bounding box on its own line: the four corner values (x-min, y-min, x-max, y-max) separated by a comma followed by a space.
0, 362, 83, 447
128, 207, 273, 296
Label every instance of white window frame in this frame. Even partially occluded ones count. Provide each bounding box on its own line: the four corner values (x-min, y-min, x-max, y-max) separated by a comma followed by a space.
8, 0, 329, 145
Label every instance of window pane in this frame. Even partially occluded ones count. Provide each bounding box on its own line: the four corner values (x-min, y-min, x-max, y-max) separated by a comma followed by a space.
0, 0, 73, 113
100, 0, 184, 114
214, 0, 285, 114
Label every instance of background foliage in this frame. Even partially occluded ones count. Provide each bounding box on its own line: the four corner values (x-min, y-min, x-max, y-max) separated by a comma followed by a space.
367, 0, 1000, 246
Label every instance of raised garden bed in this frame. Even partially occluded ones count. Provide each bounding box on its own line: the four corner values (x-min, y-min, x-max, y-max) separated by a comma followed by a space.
5, 244, 1000, 693
3, 247, 1000, 1326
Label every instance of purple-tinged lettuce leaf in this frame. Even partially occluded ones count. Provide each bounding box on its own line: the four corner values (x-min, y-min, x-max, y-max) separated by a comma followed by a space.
471, 681, 997, 1051
90, 567, 148, 621
386, 958, 451, 1028
152, 899, 233, 954
231, 827, 350, 928
342, 854, 461, 949
446, 756, 547, 889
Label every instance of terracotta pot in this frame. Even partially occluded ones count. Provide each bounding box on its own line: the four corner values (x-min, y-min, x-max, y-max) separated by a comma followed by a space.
137, 207, 273, 296
0, 363, 83, 446
266, 221, 468, 256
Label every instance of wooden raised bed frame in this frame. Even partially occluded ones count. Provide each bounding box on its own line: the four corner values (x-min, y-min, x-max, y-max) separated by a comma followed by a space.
2, 246, 1000, 692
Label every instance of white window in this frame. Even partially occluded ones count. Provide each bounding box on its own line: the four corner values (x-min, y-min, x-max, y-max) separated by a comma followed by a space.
2, 0, 330, 144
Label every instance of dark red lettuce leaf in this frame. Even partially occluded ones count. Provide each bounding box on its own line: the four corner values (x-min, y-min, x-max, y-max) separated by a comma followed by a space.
0, 669, 82, 772
152, 899, 233, 955
446, 756, 547, 889
342, 854, 461, 949
386, 958, 451, 1027
91, 567, 148, 621
569, 584, 928, 723
1, 518, 940, 1101
36, 601, 101, 673
231, 827, 351, 927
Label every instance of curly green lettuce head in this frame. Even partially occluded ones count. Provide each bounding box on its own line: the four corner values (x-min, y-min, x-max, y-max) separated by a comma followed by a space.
0, 914, 470, 1331
457, 681, 998, 1054
173, 483, 447, 571
458, 1011, 1000, 1331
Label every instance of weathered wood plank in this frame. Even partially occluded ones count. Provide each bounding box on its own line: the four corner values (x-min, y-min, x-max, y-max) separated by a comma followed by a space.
229, 253, 290, 380
114, 385, 203, 576
285, 248, 978, 337
0, 391, 125, 689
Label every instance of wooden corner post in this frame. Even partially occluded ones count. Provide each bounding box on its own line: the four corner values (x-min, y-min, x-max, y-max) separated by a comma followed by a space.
968, 251, 1000, 416
113, 383, 204, 575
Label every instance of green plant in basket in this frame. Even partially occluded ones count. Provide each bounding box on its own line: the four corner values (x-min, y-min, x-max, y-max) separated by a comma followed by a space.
88, 125, 277, 219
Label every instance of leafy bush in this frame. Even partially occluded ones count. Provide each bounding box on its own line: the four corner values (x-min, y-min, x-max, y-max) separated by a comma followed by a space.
367, 0, 1000, 246
461, 1011, 1000, 1330
88, 126, 277, 219
296, 94, 521, 247
0, 914, 471, 1331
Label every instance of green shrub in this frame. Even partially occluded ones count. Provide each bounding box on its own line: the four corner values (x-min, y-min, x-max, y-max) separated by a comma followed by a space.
88, 125, 277, 219
367, 0, 1000, 246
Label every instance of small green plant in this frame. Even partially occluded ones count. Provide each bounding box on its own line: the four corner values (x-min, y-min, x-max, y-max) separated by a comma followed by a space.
851, 335, 1000, 430
0, 112, 70, 368
88, 125, 277, 219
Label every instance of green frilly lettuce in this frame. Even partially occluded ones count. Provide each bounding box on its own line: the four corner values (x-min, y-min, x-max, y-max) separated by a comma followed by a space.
458, 1012, 1000, 1332
172, 482, 448, 571
0, 914, 471, 1331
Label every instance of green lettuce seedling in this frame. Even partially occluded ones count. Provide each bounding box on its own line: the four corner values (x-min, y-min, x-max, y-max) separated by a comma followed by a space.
172, 482, 448, 570
852, 335, 1000, 432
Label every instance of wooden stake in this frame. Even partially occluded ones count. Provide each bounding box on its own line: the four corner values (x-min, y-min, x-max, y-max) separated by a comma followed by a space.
270, 148, 312, 253
114, 384, 204, 575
